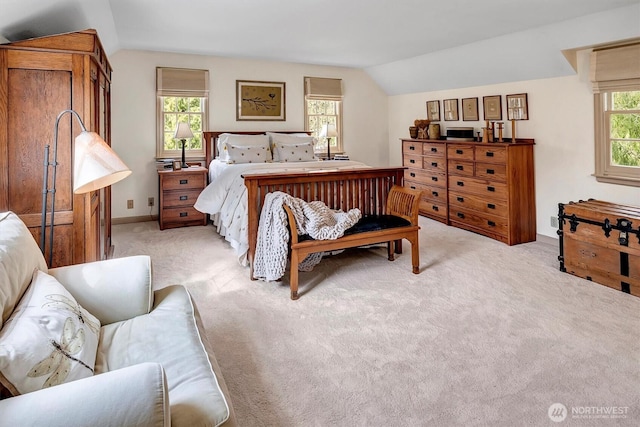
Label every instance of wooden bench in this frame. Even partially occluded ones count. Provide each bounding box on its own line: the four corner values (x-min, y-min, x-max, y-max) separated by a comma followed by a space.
283, 185, 423, 300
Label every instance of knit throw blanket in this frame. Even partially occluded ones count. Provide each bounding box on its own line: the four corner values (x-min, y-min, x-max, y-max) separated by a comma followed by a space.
252, 192, 362, 281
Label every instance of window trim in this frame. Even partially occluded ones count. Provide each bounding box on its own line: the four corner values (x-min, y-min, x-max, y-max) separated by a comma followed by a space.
304, 77, 344, 156
305, 97, 344, 154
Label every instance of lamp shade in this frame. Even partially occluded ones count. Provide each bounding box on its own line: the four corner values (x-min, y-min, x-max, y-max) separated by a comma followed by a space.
319, 123, 338, 138
73, 131, 132, 194
174, 122, 194, 139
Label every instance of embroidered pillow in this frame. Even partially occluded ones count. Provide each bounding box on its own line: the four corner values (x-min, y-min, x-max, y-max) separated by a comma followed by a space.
268, 134, 316, 162
0, 270, 100, 396
218, 134, 271, 161
226, 144, 271, 164
274, 141, 316, 162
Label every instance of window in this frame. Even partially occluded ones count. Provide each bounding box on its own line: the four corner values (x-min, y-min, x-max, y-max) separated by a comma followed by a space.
156, 68, 209, 160
304, 77, 343, 155
591, 42, 640, 186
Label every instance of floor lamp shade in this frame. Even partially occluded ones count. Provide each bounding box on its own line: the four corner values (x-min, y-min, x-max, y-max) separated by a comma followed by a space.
74, 131, 132, 194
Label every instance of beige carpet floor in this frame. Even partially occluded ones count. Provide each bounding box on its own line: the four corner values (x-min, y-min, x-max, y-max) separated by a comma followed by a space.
113, 217, 640, 426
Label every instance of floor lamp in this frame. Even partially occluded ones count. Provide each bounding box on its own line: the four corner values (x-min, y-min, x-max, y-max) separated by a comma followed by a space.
319, 123, 338, 160
40, 109, 132, 266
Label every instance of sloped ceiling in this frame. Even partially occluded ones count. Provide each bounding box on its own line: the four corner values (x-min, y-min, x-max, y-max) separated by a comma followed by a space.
1, 0, 639, 94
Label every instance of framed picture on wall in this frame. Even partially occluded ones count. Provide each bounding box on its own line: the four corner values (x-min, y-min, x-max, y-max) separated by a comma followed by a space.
443, 99, 459, 121
506, 93, 529, 120
483, 95, 502, 120
236, 80, 286, 121
426, 100, 440, 121
462, 97, 479, 121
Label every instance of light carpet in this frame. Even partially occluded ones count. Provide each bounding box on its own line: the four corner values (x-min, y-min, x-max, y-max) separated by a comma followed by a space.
113, 217, 640, 426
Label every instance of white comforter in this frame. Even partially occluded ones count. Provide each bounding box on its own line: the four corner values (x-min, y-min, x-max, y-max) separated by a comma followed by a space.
193, 160, 369, 264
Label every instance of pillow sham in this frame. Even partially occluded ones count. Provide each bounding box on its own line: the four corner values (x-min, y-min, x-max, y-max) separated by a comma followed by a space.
217, 134, 271, 161
268, 133, 317, 162
226, 144, 271, 164
274, 141, 316, 162
0, 269, 100, 396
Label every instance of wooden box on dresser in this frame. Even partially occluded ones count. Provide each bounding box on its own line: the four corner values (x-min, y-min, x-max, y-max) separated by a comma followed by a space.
401, 138, 536, 245
158, 167, 208, 230
0, 29, 114, 267
558, 199, 640, 296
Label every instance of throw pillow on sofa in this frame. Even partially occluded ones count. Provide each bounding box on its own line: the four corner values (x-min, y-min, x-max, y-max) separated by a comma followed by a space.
0, 269, 100, 396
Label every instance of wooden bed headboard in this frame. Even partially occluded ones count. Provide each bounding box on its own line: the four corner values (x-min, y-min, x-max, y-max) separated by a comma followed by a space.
203, 131, 309, 167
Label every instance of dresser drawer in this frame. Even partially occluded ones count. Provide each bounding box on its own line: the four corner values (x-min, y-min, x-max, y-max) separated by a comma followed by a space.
448, 176, 508, 200
475, 146, 507, 163
402, 140, 423, 155
419, 200, 448, 219
449, 207, 508, 236
423, 157, 446, 174
448, 160, 474, 177
162, 189, 202, 208
403, 154, 423, 168
161, 173, 205, 191
475, 162, 507, 181
447, 145, 474, 161
449, 191, 507, 217
161, 206, 205, 225
423, 143, 445, 156
405, 181, 447, 204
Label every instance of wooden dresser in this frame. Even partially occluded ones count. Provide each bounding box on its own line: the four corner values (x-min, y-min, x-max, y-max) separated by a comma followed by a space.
158, 167, 207, 230
401, 138, 536, 245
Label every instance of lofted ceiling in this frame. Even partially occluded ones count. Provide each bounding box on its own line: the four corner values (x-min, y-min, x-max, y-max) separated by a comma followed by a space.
1, 0, 639, 94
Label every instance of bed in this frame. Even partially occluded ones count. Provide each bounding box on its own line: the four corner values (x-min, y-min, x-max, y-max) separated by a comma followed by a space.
195, 131, 405, 271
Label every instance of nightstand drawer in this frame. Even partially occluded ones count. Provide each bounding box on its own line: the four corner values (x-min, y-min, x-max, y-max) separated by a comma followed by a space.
162, 189, 202, 208
161, 173, 205, 191
161, 206, 205, 225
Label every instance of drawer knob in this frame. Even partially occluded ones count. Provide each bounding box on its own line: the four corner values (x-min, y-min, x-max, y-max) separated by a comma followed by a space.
456, 165, 463, 170
431, 147, 437, 152
488, 220, 496, 227
487, 169, 495, 174
432, 191, 439, 197
410, 159, 416, 164
457, 181, 464, 186
410, 146, 415, 150
457, 196, 464, 202
456, 149, 463, 154
431, 162, 438, 167
410, 172, 416, 177
487, 186, 495, 192
486, 152, 494, 157
179, 195, 188, 201
487, 203, 495, 209
180, 179, 188, 184
432, 205, 439, 211
457, 212, 465, 219
432, 176, 438, 182
179, 212, 188, 217
410, 186, 416, 190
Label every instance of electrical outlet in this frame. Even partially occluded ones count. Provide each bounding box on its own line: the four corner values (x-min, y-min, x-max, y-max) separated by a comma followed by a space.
127, 200, 134, 209
550, 216, 558, 228
148, 197, 154, 207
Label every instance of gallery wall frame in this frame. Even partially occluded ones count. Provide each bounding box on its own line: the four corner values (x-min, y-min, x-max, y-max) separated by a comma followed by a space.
443, 99, 459, 121
426, 100, 440, 121
236, 80, 286, 121
483, 95, 502, 120
506, 93, 529, 120
462, 97, 479, 121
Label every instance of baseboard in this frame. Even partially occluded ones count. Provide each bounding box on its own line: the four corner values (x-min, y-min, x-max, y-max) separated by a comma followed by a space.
113, 215, 158, 225
536, 233, 557, 246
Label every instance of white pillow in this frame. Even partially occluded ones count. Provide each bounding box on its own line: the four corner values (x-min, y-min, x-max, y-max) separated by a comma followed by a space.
226, 144, 271, 164
267, 133, 317, 162
274, 141, 316, 162
217, 134, 271, 161
0, 269, 100, 396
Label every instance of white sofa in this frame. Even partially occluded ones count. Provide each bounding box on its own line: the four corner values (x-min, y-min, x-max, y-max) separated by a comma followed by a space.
0, 211, 237, 426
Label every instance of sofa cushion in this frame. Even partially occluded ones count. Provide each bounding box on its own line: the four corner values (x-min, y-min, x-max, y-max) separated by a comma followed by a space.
0, 212, 48, 327
96, 285, 231, 426
0, 270, 100, 396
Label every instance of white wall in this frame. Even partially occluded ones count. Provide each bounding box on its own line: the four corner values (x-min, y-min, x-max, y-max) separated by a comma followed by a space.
109, 50, 388, 219
388, 51, 640, 240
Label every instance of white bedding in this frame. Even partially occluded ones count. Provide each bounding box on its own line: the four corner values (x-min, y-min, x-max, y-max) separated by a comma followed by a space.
194, 159, 370, 265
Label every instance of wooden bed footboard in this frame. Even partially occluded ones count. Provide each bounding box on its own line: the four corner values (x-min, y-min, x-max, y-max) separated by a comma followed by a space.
242, 167, 405, 273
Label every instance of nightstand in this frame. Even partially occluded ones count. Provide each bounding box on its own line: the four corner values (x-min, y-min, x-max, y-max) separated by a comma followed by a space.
158, 166, 207, 230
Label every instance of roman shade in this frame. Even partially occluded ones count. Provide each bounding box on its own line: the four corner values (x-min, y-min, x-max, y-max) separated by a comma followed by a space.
590, 42, 640, 93
156, 67, 209, 97
304, 77, 343, 100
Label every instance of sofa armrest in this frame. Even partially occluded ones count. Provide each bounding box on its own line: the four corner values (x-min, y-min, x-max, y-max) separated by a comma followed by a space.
48, 255, 153, 325
0, 363, 169, 427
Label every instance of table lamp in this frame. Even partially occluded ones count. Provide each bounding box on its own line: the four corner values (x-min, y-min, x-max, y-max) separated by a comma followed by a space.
174, 122, 194, 168
319, 123, 338, 160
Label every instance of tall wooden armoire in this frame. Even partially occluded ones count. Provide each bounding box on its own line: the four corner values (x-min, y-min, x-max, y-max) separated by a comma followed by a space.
0, 29, 113, 267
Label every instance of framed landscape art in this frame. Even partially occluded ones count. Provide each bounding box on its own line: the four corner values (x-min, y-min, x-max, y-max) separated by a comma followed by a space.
236, 80, 286, 121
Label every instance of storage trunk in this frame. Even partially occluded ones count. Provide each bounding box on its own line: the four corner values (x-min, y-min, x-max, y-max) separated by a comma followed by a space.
558, 199, 640, 297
